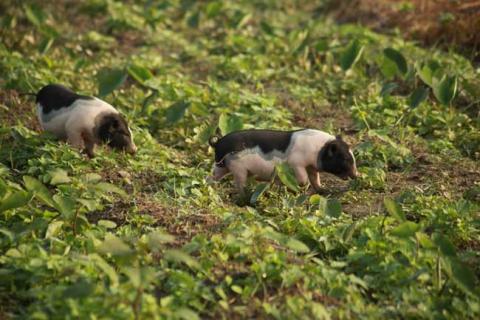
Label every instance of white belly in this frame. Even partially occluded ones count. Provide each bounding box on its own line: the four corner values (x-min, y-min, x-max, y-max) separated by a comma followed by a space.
226, 147, 286, 180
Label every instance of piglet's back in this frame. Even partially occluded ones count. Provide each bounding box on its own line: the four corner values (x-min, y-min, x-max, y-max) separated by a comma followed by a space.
36, 84, 94, 114
213, 129, 299, 163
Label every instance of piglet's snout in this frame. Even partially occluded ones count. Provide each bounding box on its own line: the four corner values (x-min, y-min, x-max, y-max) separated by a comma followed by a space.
349, 168, 359, 179
126, 143, 137, 154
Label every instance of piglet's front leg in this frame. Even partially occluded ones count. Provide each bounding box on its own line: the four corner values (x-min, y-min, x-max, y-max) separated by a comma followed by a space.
307, 166, 322, 192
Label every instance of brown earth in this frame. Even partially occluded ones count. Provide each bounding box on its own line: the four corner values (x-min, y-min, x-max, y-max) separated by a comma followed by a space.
326, 0, 480, 60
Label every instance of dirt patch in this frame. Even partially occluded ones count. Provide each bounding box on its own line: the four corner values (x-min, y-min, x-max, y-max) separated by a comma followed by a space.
326, 0, 480, 60
136, 197, 223, 244
0, 89, 41, 131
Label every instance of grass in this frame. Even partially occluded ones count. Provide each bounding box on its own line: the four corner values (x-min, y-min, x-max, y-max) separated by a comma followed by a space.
0, 0, 479, 319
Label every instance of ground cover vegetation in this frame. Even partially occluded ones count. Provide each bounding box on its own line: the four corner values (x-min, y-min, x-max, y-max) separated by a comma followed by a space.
0, 0, 479, 319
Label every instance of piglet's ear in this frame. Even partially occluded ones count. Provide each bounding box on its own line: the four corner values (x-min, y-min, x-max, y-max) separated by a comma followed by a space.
328, 143, 337, 157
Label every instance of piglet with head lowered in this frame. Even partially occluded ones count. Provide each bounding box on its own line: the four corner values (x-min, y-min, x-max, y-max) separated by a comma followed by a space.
208, 129, 358, 195
36, 84, 137, 158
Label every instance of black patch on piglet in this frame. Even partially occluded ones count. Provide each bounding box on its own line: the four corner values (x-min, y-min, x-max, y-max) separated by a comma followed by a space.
212, 129, 302, 166
36, 84, 93, 114
95, 113, 132, 151
319, 138, 355, 180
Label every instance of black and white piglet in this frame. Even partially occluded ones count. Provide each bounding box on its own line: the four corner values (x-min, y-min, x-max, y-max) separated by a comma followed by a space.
36, 84, 137, 157
208, 129, 358, 195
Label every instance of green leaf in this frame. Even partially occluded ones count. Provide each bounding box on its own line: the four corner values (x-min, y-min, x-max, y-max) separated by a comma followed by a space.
384, 198, 406, 222
53, 194, 76, 219
97, 68, 127, 97
49, 169, 71, 185
449, 258, 478, 297
164, 249, 200, 269
286, 237, 310, 253
416, 232, 435, 249
63, 279, 95, 299
0, 191, 32, 212
165, 100, 190, 124
250, 182, 270, 205
98, 220, 117, 229
325, 199, 342, 218
340, 39, 364, 71
97, 234, 132, 256
23, 4, 45, 27
45, 220, 64, 238
408, 87, 429, 109
94, 182, 127, 197
432, 75, 457, 105
275, 163, 300, 192
390, 221, 419, 238
383, 48, 408, 75
342, 221, 357, 243
432, 233, 457, 257
127, 64, 153, 85
175, 308, 200, 320
23, 176, 55, 208
218, 113, 243, 135
147, 231, 175, 252
416, 60, 440, 87
380, 82, 398, 97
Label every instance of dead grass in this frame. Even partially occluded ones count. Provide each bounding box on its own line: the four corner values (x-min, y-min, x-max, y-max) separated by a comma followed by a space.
327, 0, 480, 60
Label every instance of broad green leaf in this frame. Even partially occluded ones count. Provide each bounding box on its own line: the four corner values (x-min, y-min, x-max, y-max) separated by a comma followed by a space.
89, 253, 119, 287
147, 231, 175, 252
384, 198, 405, 222
286, 237, 310, 253
390, 221, 419, 238
97, 234, 132, 256
340, 39, 364, 71
416, 232, 435, 249
63, 279, 94, 299
127, 64, 153, 85
342, 221, 357, 243
49, 169, 71, 185
250, 182, 270, 205
325, 199, 342, 218
383, 48, 408, 75
0, 191, 31, 212
416, 60, 441, 87
97, 68, 127, 97
98, 220, 117, 229
0, 228, 14, 242
193, 124, 216, 144
448, 258, 478, 297
175, 308, 200, 320
165, 100, 190, 124
164, 249, 200, 269
218, 113, 243, 135
432, 233, 457, 257
0, 179, 7, 198
23, 176, 55, 208
45, 220, 64, 238
408, 87, 429, 109
379, 57, 398, 79
275, 163, 300, 192
94, 182, 127, 197
432, 75, 457, 105
83, 173, 102, 183
380, 82, 398, 97
53, 194, 76, 219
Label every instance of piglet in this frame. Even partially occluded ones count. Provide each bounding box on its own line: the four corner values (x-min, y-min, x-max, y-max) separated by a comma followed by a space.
36, 84, 137, 158
208, 129, 358, 195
